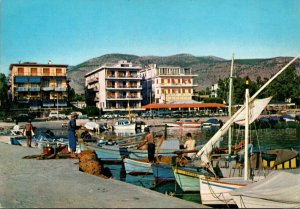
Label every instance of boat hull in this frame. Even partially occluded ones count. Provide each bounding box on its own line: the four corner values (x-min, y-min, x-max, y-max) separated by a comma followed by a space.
172, 167, 201, 192
123, 158, 153, 175
80, 143, 129, 162
199, 177, 244, 205
151, 163, 174, 180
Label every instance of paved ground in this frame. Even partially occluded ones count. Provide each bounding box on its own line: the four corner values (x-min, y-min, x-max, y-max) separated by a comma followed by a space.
0, 142, 209, 208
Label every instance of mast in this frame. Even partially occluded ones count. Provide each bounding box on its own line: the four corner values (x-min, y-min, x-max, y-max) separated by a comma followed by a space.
228, 53, 234, 155
244, 78, 250, 181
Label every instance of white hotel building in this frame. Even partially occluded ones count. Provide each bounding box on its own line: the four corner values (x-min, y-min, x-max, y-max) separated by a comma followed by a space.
85, 60, 143, 111
141, 65, 198, 104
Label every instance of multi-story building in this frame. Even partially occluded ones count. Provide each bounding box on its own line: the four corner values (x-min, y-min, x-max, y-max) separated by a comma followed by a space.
9, 62, 69, 110
85, 60, 143, 112
141, 65, 198, 104
140, 64, 156, 105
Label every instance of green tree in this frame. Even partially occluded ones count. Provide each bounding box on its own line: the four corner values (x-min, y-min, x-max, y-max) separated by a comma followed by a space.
0, 73, 9, 110
266, 65, 298, 101
84, 106, 100, 117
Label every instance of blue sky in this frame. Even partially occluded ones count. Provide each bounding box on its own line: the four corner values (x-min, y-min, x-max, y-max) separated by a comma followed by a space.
1, 0, 300, 75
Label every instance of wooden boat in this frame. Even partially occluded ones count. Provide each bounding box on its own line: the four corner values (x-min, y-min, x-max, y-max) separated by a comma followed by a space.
166, 120, 201, 128
196, 55, 300, 206
151, 163, 174, 181
113, 120, 136, 130
123, 158, 153, 175
231, 170, 300, 208
128, 138, 181, 160
201, 118, 221, 128
80, 143, 130, 162
172, 166, 212, 192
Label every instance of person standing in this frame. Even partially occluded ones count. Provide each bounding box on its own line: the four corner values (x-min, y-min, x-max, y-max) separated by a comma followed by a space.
68, 112, 78, 158
23, 119, 33, 147
138, 127, 155, 163
12, 120, 20, 135
184, 132, 196, 159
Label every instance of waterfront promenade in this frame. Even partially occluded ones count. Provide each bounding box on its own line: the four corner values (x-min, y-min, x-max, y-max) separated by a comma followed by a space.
0, 141, 208, 208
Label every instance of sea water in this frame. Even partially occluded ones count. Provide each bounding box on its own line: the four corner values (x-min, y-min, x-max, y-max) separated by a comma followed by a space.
102, 125, 300, 206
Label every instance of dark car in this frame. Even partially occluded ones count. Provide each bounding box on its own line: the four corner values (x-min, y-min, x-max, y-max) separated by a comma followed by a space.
12, 114, 34, 122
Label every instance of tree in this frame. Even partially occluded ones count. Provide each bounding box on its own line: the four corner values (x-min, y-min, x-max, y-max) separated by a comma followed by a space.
266, 65, 298, 102
0, 73, 9, 110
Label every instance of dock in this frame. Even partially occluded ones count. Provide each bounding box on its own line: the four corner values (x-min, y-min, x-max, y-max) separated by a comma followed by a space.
0, 142, 208, 208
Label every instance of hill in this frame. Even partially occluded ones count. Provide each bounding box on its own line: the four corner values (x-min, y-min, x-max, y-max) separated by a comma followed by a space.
67, 53, 300, 94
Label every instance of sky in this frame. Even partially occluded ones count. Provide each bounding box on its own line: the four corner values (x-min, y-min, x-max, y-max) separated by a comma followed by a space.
1, 0, 300, 75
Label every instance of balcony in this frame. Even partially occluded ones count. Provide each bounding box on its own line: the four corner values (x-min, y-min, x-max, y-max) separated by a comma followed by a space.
106, 95, 142, 100
15, 87, 28, 92
106, 85, 142, 90
42, 100, 54, 107
106, 75, 141, 80
56, 100, 68, 107
160, 83, 197, 87
55, 87, 67, 92
87, 77, 99, 84
29, 87, 41, 92
42, 86, 55, 91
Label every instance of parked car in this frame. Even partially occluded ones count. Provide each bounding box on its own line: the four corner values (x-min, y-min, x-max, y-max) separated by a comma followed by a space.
48, 111, 67, 120
12, 114, 34, 122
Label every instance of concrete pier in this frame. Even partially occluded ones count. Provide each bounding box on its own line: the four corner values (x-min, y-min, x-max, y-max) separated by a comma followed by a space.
0, 142, 208, 208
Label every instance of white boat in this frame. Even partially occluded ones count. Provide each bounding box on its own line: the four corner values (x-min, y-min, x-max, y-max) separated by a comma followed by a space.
231, 170, 300, 208
166, 120, 202, 128
123, 158, 153, 175
113, 120, 136, 130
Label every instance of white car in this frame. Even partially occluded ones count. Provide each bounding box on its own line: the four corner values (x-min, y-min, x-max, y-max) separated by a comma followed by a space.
48, 111, 67, 120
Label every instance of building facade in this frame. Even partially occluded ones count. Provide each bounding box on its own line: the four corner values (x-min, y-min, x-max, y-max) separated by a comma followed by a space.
85, 60, 143, 112
141, 66, 198, 104
9, 62, 69, 110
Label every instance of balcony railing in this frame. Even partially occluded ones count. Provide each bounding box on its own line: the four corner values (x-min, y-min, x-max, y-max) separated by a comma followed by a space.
106, 85, 141, 89
42, 100, 54, 107
55, 87, 67, 92
56, 100, 68, 107
106, 95, 142, 100
106, 75, 140, 79
29, 87, 41, 92
87, 77, 98, 84
42, 86, 55, 91
15, 87, 28, 92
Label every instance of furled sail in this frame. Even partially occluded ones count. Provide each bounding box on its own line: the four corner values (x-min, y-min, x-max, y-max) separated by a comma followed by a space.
196, 97, 272, 174
233, 97, 272, 126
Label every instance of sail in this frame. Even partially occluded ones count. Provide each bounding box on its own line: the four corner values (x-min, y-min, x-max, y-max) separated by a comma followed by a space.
196, 97, 272, 174
233, 97, 272, 126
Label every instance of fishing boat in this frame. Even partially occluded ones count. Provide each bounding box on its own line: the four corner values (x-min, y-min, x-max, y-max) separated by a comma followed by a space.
123, 158, 153, 175
113, 120, 136, 130
172, 166, 213, 192
128, 138, 181, 159
231, 170, 300, 208
201, 118, 221, 128
80, 142, 132, 162
196, 54, 300, 206
166, 120, 202, 128
151, 163, 175, 181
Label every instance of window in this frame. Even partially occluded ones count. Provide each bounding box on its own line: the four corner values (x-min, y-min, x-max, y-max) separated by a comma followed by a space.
56, 68, 62, 75
56, 80, 62, 87
31, 68, 37, 76
161, 79, 164, 84
43, 68, 50, 76
18, 68, 24, 75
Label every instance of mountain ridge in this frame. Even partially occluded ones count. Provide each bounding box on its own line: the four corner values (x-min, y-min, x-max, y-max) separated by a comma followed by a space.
68, 53, 300, 94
